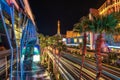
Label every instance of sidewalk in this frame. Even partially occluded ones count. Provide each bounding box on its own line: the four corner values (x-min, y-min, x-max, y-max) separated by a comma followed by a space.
11, 63, 51, 80
32, 70, 51, 80
32, 64, 51, 80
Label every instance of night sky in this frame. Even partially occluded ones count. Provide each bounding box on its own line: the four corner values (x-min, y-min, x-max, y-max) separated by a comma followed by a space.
29, 0, 105, 36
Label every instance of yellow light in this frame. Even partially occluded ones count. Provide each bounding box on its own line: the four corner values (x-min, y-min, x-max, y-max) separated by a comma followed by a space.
74, 38, 77, 43
118, 23, 120, 26
5, 18, 10, 24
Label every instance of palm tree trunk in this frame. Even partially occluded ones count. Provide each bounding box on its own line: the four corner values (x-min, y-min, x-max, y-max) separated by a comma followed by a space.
80, 32, 87, 79
95, 34, 103, 80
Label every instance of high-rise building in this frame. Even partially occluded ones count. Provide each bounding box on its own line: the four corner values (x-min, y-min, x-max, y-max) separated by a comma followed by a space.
98, 0, 120, 15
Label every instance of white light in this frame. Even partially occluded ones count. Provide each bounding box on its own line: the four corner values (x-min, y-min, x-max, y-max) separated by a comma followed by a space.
108, 46, 120, 49
62, 38, 66, 42
33, 55, 40, 62
79, 38, 82, 43
34, 47, 38, 51
21, 55, 24, 61
66, 43, 79, 46
86, 44, 91, 47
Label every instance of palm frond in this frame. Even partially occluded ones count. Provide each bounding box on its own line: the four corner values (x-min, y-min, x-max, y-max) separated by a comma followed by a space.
73, 22, 83, 33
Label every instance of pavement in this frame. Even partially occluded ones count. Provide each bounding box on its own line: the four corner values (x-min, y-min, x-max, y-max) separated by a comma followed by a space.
11, 63, 51, 80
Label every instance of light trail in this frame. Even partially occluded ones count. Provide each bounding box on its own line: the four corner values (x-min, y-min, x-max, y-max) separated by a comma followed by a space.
62, 52, 120, 80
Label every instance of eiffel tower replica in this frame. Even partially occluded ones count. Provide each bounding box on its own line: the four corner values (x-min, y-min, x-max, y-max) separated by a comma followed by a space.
55, 20, 61, 37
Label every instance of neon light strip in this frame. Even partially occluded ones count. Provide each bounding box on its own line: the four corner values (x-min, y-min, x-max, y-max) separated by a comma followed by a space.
108, 46, 120, 49
87, 45, 120, 49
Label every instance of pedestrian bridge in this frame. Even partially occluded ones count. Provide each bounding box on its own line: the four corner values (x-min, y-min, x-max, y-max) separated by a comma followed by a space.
0, 0, 39, 80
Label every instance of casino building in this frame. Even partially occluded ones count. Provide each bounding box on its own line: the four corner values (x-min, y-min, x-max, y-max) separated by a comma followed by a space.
64, 0, 120, 52
98, 0, 120, 43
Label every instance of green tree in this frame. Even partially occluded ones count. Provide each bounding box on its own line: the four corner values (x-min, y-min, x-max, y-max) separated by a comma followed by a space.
39, 34, 48, 64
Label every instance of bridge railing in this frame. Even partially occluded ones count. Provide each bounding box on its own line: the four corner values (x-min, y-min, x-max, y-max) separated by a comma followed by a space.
0, 48, 19, 79
0, 48, 18, 58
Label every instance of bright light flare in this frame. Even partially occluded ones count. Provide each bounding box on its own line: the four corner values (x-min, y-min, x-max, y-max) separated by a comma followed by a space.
33, 55, 40, 62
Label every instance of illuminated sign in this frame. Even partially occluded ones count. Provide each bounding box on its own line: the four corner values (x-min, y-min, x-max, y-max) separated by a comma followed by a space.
79, 38, 82, 43
74, 38, 77, 43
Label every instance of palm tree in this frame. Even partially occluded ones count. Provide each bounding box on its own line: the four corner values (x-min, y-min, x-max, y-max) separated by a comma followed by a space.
89, 13, 119, 80
113, 12, 120, 34
73, 16, 90, 79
